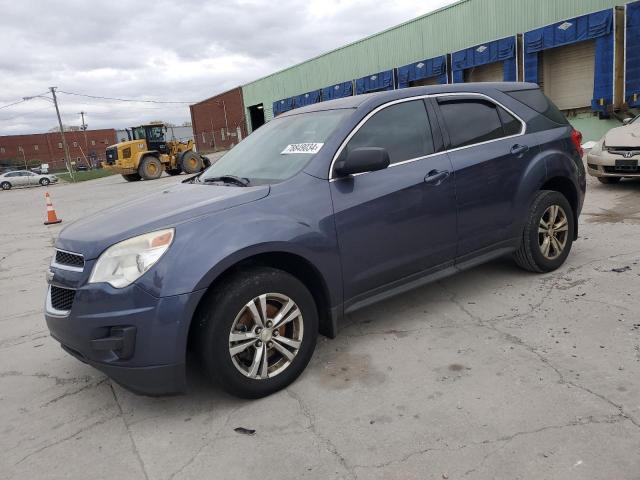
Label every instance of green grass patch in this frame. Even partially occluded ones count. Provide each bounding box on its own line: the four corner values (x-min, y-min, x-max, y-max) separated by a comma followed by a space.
56, 169, 116, 183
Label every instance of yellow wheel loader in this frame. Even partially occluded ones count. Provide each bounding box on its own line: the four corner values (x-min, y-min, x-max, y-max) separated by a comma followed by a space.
102, 123, 210, 181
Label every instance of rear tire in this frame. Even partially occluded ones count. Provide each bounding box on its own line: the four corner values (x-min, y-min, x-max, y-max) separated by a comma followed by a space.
195, 267, 318, 399
597, 176, 621, 184
180, 151, 203, 174
122, 173, 141, 182
1, 181, 11, 190
514, 190, 574, 273
139, 156, 163, 180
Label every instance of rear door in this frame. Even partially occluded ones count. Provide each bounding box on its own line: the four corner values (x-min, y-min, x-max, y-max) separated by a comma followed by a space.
435, 95, 539, 258
330, 99, 457, 304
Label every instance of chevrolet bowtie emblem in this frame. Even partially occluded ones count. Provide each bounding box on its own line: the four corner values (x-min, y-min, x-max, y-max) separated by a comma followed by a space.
623, 151, 633, 158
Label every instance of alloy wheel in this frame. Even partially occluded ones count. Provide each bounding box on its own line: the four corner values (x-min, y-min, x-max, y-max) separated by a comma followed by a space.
538, 204, 569, 260
228, 293, 303, 380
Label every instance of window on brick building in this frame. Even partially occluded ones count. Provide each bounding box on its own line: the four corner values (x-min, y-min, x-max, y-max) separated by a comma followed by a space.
58, 142, 62, 149
0, 147, 5, 153
91, 140, 96, 146
17, 146, 23, 152
34, 145, 39, 151
73, 141, 78, 147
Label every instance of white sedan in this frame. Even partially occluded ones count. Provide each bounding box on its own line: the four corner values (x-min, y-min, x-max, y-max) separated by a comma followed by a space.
0, 170, 58, 190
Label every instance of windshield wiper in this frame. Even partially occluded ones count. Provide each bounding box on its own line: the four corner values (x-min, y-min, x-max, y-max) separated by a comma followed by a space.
203, 175, 250, 187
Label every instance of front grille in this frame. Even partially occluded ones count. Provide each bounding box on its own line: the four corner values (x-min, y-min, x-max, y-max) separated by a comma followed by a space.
50, 286, 76, 311
55, 250, 84, 269
105, 147, 118, 164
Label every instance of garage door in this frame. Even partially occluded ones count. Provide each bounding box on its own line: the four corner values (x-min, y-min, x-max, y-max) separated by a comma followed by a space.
542, 40, 595, 110
465, 61, 504, 83
410, 76, 440, 87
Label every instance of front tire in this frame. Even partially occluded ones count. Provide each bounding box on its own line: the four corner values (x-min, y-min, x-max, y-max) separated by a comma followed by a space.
139, 156, 163, 180
196, 267, 318, 398
39, 178, 50, 186
1, 181, 11, 191
122, 173, 141, 182
597, 176, 621, 184
514, 190, 575, 273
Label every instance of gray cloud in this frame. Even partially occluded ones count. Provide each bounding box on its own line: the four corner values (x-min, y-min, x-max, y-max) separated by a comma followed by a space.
0, 0, 456, 134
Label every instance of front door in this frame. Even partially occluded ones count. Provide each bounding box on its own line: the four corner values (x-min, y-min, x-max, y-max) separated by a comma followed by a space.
436, 96, 539, 257
330, 99, 457, 305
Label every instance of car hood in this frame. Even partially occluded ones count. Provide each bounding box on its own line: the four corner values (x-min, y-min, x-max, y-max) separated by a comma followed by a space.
603, 124, 640, 147
56, 183, 270, 259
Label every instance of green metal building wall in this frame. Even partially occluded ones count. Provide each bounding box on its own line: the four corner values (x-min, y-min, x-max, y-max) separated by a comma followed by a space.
242, 0, 628, 130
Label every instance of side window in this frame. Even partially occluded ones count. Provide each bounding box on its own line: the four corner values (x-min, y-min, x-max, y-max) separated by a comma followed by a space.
498, 106, 522, 136
438, 98, 505, 149
344, 100, 434, 165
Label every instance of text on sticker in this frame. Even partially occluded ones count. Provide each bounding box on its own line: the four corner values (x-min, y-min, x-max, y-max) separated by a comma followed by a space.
281, 143, 324, 154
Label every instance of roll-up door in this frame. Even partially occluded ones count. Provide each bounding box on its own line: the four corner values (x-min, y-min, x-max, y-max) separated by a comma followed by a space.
542, 40, 596, 110
410, 76, 440, 87
465, 62, 504, 83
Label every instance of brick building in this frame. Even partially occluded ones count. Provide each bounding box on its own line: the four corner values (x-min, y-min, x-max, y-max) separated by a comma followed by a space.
0, 129, 117, 171
189, 87, 247, 153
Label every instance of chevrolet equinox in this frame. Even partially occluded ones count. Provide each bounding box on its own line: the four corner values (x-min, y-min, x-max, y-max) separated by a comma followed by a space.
45, 83, 586, 398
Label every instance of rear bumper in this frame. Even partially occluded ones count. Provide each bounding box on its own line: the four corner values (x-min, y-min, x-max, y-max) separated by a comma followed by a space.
45, 280, 206, 396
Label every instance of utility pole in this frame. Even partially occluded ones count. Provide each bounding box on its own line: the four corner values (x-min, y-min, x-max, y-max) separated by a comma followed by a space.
79, 111, 90, 168
50, 87, 73, 179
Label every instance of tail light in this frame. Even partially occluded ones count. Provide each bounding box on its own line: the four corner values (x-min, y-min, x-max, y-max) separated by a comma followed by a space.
571, 129, 584, 158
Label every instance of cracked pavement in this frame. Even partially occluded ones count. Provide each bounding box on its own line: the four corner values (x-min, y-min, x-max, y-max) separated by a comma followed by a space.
1, 164, 639, 479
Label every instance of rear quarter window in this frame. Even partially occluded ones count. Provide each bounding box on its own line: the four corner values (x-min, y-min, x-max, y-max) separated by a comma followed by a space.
506, 89, 568, 126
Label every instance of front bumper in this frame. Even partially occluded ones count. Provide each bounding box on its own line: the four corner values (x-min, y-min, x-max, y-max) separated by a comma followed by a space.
44, 276, 205, 396
586, 151, 640, 177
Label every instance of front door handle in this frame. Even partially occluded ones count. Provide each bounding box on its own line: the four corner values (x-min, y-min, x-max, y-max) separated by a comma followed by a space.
424, 169, 450, 186
511, 144, 529, 156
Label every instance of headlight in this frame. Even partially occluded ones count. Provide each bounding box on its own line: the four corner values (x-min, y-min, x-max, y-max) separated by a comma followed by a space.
89, 229, 174, 288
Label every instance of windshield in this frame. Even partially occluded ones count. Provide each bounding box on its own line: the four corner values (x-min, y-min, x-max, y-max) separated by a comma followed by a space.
132, 127, 146, 140
200, 109, 351, 184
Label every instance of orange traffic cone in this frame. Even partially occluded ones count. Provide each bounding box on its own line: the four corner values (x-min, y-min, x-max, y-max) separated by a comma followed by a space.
44, 192, 62, 225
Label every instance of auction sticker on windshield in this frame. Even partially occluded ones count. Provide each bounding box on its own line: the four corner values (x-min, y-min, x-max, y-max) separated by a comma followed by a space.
281, 143, 324, 155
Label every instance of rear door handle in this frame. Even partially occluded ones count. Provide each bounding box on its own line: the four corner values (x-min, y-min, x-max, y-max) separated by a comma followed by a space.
511, 144, 529, 156
424, 169, 450, 186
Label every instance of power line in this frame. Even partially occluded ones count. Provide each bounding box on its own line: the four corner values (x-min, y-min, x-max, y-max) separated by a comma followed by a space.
0, 99, 27, 110
0, 91, 51, 110
57, 90, 193, 104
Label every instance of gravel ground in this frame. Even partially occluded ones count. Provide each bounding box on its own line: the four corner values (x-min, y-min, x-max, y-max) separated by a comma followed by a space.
1, 161, 639, 480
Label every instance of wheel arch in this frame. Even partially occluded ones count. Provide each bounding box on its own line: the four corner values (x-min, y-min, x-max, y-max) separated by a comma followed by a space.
186, 250, 337, 357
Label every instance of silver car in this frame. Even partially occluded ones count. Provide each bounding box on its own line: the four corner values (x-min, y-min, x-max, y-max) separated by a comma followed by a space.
586, 115, 640, 184
0, 170, 58, 190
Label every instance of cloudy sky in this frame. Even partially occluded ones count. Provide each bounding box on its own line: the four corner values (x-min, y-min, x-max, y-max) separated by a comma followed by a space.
0, 0, 457, 135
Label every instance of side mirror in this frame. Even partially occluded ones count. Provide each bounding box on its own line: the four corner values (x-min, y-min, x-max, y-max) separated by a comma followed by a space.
623, 117, 633, 125
334, 147, 390, 177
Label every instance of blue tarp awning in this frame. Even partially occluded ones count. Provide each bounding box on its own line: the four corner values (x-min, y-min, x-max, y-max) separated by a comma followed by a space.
294, 90, 321, 108
398, 55, 447, 88
272, 97, 294, 116
524, 9, 614, 113
626, 1, 640, 107
321, 81, 353, 101
355, 70, 394, 95
451, 36, 516, 83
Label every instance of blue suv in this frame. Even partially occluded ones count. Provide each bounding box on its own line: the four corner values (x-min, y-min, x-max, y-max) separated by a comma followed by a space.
45, 83, 585, 398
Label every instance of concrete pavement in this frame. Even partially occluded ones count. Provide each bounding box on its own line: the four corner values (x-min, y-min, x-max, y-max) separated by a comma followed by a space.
1, 167, 639, 479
